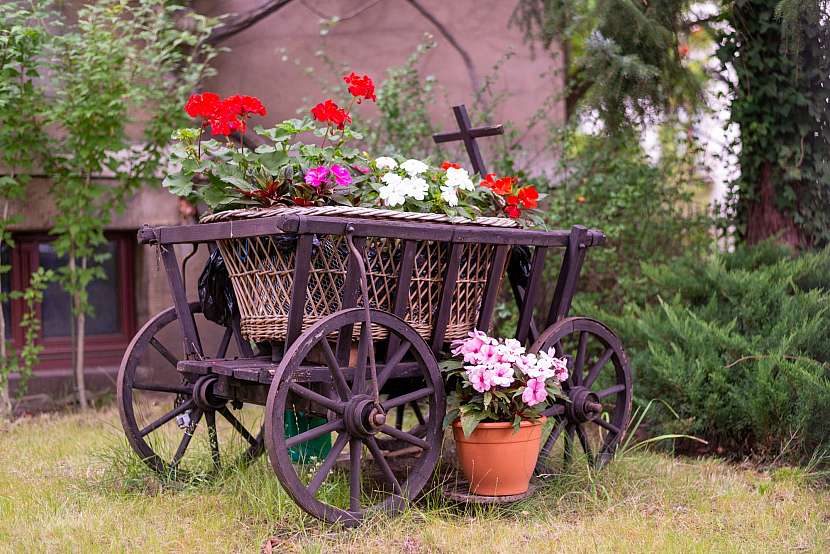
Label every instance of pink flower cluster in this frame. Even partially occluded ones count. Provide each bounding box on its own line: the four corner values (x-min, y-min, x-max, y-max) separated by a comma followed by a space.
450, 330, 569, 407
304, 164, 352, 188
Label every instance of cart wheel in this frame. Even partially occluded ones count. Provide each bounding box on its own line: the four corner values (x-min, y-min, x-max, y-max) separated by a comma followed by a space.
530, 317, 633, 474
117, 303, 264, 477
264, 308, 444, 526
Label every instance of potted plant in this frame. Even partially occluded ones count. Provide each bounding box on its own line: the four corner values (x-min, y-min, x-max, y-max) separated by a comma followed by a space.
442, 331, 569, 496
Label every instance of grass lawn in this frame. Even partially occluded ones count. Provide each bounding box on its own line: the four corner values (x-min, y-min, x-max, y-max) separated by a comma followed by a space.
0, 406, 828, 553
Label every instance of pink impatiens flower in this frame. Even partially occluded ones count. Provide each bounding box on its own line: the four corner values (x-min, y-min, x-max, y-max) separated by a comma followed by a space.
329, 164, 352, 186
304, 166, 329, 187
451, 330, 491, 364
521, 377, 547, 406
467, 367, 494, 393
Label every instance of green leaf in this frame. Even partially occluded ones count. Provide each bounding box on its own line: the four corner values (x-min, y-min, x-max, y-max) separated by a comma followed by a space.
162, 173, 192, 196
460, 411, 487, 438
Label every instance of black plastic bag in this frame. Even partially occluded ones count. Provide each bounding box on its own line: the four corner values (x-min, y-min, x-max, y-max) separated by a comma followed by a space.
198, 249, 237, 327
507, 245, 532, 294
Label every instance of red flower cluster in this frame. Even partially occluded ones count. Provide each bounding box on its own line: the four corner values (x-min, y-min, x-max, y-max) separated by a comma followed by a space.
311, 99, 352, 129
343, 72, 376, 103
441, 161, 462, 170
480, 173, 538, 219
185, 92, 267, 136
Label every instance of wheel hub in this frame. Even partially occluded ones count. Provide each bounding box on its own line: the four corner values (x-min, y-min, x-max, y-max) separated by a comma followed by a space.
343, 394, 386, 437
567, 386, 602, 423
193, 376, 226, 411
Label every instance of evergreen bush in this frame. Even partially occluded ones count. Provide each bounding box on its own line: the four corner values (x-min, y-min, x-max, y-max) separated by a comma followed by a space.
600, 242, 830, 460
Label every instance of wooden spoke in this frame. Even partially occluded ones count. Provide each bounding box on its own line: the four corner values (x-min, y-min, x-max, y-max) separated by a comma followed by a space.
594, 418, 621, 435
377, 340, 411, 390
139, 400, 194, 437
540, 418, 565, 458
319, 339, 350, 401
217, 407, 258, 447
574, 331, 588, 384
542, 403, 566, 417
349, 439, 362, 512
171, 408, 203, 467
379, 425, 430, 450
575, 424, 594, 466
563, 424, 575, 467
149, 337, 178, 368
288, 383, 344, 414
306, 432, 350, 496
410, 401, 426, 426
285, 419, 344, 449
131, 382, 191, 395
206, 410, 220, 469
596, 383, 626, 398
584, 348, 614, 388
382, 387, 433, 411
365, 436, 402, 495
351, 324, 370, 395
215, 327, 233, 359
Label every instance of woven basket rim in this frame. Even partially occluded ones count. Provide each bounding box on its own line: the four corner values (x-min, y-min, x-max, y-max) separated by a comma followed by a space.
199, 205, 520, 228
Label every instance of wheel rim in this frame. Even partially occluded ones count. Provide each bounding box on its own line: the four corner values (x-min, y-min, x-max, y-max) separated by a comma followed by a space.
264, 308, 445, 526
530, 317, 633, 475
117, 303, 264, 477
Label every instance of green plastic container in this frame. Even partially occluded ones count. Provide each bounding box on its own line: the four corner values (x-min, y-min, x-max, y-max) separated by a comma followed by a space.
284, 410, 332, 463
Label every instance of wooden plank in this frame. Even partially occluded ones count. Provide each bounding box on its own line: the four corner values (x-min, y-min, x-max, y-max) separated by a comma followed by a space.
335, 236, 366, 364
386, 240, 417, 356
476, 245, 510, 333
284, 234, 313, 354
160, 246, 203, 358
547, 225, 589, 326
515, 246, 548, 345
431, 242, 463, 352
144, 213, 606, 249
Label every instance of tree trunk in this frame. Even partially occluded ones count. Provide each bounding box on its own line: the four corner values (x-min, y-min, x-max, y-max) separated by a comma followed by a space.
0, 200, 11, 418
69, 253, 88, 409
744, 161, 802, 248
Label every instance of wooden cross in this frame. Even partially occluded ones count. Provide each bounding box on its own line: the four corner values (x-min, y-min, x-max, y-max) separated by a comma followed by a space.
432, 104, 504, 176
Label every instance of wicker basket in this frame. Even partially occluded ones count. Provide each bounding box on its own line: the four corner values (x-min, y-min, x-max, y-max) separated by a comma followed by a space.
202, 207, 515, 344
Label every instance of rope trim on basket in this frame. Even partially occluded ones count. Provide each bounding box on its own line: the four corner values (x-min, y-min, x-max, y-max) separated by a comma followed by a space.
200, 205, 520, 227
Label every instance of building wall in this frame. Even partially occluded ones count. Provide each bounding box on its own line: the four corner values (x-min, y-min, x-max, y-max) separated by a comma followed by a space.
6, 0, 564, 407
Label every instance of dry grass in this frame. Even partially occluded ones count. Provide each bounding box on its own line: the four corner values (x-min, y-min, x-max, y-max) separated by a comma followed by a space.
1, 406, 828, 553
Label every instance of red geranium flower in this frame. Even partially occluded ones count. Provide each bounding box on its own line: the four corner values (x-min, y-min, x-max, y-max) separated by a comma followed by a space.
504, 204, 521, 219
311, 99, 352, 129
185, 92, 221, 119
517, 186, 538, 209
480, 173, 516, 196
224, 95, 268, 117
441, 161, 462, 170
343, 72, 376, 103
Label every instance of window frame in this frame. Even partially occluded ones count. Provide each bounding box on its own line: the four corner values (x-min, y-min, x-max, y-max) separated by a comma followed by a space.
6, 232, 136, 370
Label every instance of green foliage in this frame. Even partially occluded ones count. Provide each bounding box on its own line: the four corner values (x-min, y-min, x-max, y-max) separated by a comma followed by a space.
166, 118, 369, 210
603, 242, 830, 460
717, 0, 830, 246
548, 134, 712, 311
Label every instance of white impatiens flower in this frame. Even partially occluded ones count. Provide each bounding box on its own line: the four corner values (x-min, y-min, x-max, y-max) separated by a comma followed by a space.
401, 176, 429, 201
375, 156, 398, 170
440, 184, 459, 206
379, 172, 405, 206
400, 158, 428, 176
445, 166, 474, 191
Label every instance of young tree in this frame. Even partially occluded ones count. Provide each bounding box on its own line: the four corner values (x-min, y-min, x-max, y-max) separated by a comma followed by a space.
1, 1, 218, 409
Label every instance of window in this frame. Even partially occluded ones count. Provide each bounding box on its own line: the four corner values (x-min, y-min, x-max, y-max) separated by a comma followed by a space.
2, 232, 136, 370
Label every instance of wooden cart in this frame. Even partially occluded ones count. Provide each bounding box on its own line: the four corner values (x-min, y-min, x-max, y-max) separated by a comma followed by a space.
116, 106, 633, 525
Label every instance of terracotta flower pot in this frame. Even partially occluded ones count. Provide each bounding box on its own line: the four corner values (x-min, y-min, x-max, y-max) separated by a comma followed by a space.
452, 417, 545, 496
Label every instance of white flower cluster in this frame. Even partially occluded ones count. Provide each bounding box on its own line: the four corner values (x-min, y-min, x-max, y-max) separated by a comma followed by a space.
375, 157, 430, 208
439, 166, 474, 207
